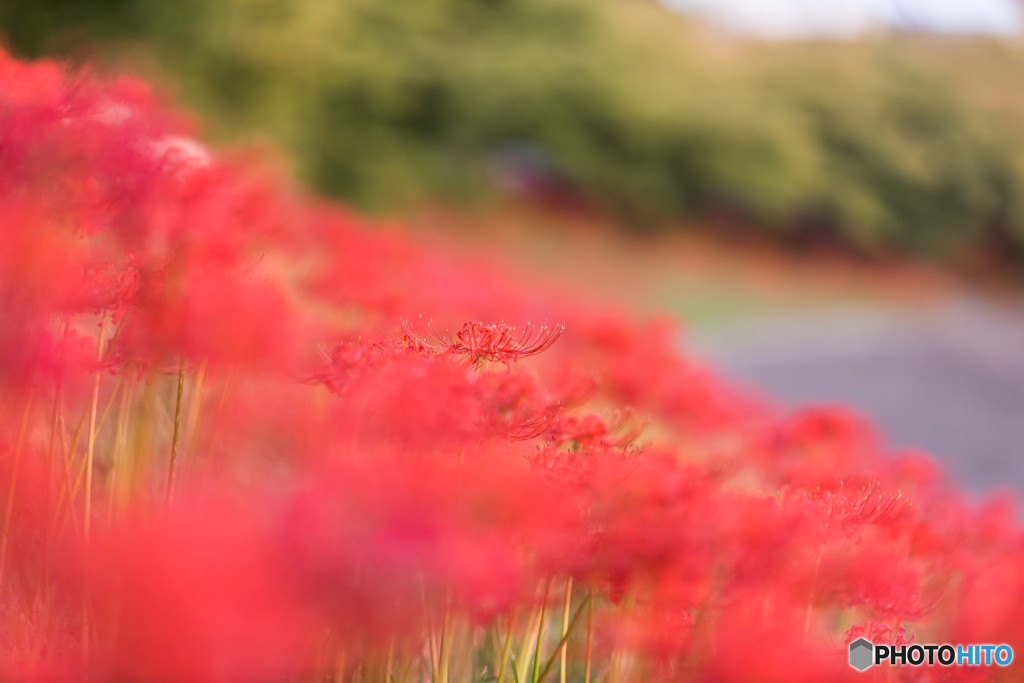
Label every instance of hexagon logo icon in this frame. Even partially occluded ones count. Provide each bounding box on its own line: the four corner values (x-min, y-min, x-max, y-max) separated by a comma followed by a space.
849, 638, 874, 671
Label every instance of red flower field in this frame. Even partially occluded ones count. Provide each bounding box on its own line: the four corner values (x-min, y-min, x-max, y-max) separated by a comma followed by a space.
0, 49, 1021, 682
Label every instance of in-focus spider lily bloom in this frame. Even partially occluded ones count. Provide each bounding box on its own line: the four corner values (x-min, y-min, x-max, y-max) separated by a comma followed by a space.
403, 319, 564, 368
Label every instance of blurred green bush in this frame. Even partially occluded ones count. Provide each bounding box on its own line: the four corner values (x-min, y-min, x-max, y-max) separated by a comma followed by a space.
7, 0, 1024, 260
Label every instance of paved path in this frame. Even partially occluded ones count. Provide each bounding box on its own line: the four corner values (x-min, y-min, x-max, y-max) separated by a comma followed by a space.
687, 297, 1024, 496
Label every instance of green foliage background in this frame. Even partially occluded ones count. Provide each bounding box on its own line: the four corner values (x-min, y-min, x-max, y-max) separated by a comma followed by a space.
7, 0, 1024, 259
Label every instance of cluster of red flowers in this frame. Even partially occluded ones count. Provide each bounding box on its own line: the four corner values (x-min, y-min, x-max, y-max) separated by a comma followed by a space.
0, 48, 1021, 682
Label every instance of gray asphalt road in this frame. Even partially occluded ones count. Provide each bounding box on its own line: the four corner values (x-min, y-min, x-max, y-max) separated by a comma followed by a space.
687, 297, 1024, 496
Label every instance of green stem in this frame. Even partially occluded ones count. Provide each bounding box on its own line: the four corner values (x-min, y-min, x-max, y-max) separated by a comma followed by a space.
41, 361, 63, 603
51, 404, 82, 536
334, 643, 348, 683
584, 596, 593, 683
83, 310, 108, 660
167, 358, 186, 503
84, 311, 108, 543
385, 637, 395, 683
560, 577, 572, 683
52, 374, 123, 535
437, 591, 453, 683
107, 376, 134, 518
184, 360, 207, 465
496, 612, 518, 683
422, 582, 439, 683
532, 578, 552, 683
516, 601, 544, 683
803, 543, 824, 643
535, 593, 592, 683
0, 392, 35, 588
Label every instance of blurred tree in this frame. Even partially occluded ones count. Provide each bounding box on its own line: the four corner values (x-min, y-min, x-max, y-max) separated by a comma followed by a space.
5, 0, 1024, 262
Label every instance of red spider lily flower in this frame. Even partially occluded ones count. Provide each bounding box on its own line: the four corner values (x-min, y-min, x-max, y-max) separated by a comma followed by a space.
844, 622, 915, 647
527, 442, 639, 486
402, 319, 563, 368
757, 407, 884, 490
545, 413, 612, 446
282, 457, 586, 633
310, 338, 430, 393
797, 481, 914, 540
823, 537, 943, 622
79, 500, 319, 682
705, 602, 857, 682
500, 406, 561, 441
544, 408, 645, 448
475, 368, 562, 441
10, 45, 1024, 683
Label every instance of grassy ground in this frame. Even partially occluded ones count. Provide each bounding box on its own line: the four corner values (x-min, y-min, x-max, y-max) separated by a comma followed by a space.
403, 204, 959, 325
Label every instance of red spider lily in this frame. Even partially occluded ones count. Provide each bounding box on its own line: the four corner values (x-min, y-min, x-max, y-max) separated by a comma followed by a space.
475, 368, 562, 441
311, 338, 428, 392
4, 46, 1024, 683
527, 442, 639, 486
402, 319, 564, 368
785, 481, 915, 542
845, 622, 915, 647
544, 408, 645, 448
815, 482, 912, 529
